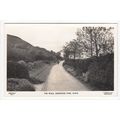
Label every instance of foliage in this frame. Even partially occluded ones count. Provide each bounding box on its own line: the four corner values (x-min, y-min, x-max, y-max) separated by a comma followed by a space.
7, 61, 29, 79
7, 78, 35, 91
7, 34, 61, 62
63, 27, 114, 59
64, 53, 114, 90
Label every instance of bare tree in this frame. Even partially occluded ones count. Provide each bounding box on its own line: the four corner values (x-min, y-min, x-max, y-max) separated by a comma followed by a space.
77, 27, 114, 57
63, 26, 114, 60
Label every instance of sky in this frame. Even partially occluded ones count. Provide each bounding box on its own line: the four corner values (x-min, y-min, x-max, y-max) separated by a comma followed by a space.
5, 23, 116, 53
5, 24, 79, 52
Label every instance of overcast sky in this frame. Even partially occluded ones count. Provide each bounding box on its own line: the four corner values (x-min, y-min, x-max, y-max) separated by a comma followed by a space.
5, 24, 80, 52
5, 23, 115, 53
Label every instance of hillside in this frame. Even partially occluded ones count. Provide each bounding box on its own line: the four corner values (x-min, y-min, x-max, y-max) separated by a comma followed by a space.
7, 34, 57, 91
7, 34, 56, 62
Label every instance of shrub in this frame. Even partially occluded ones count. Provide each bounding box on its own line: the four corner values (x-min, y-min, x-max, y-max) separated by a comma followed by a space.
7, 61, 29, 79
64, 53, 114, 90
29, 77, 44, 84
87, 55, 114, 90
105, 61, 114, 90
88, 62, 107, 87
17, 60, 27, 67
7, 78, 35, 91
44, 60, 51, 64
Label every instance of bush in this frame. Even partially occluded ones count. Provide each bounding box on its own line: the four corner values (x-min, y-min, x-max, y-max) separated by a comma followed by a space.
64, 53, 114, 90
29, 77, 44, 84
44, 60, 51, 64
17, 60, 27, 67
87, 54, 114, 90
88, 62, 107, 87
7, 78, 35, 91
7, 61, 29, 79
105, 61, 114, 90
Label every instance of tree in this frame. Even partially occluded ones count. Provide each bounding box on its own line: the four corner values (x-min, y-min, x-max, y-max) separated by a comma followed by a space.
76, 27, 114, 57
63, 43, 71, 60
63, 26, 114, 60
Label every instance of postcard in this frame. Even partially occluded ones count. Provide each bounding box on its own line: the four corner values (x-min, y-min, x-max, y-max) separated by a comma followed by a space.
2, 23, 118, 97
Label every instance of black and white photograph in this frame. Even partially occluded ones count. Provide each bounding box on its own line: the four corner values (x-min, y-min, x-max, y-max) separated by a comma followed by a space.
1, 1, 120, 120
5, 23, 117, 95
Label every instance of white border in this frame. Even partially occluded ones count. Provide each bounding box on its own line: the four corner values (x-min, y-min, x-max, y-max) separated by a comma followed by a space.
1, 22, 118, 99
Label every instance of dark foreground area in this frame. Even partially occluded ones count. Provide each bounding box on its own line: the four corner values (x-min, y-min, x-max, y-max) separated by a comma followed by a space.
63, 53, 114, 91
7, 60, 54, 91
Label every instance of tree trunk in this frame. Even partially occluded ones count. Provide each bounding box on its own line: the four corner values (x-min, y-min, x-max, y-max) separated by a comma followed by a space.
94, 33, 99, 57
95, 39, 99, 57
73, 52, 76, 60
90, 31, 93, 57
90, 40, 93, 57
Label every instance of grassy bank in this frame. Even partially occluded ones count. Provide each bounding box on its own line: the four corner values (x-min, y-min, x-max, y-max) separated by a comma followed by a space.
29, 62, 54, 84
63, 53, 114, 91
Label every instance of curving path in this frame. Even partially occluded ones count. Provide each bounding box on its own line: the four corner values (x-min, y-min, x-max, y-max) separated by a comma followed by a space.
34, 61, 89, 91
